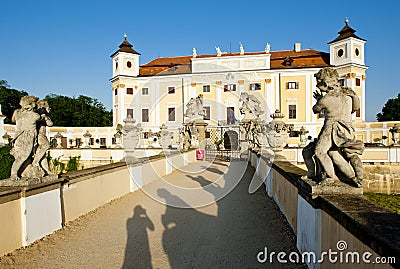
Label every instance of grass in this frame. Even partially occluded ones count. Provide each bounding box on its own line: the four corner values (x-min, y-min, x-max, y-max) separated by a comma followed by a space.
364, 193, 400, 214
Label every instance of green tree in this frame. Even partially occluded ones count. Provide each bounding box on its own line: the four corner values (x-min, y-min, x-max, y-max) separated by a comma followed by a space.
44, 94, 112, 127
0, 80, 28, 124
377, 93, 400, 121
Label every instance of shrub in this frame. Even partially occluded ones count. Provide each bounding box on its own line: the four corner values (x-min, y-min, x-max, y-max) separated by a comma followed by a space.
65, 156, 81, 172
0, 145, 15, 180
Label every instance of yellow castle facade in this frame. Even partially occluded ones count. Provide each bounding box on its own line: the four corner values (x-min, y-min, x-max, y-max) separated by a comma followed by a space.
110, 20, 368, 144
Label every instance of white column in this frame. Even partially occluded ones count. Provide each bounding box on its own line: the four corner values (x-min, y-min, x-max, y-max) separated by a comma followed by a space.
305, 74, 311, 122
311, 73, 317, 123
274, 74, 280, 111
361, 78, 366, 121
154, 80, 160, 127
216, 84, 223, 121
265, 79, 274, 121
189, 83, 197, 99
118, 86, 125, 123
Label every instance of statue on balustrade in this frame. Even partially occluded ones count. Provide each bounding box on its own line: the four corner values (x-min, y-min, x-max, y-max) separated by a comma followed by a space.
302, 67, 364, 187
184, 94, 206, 122
10, 96, 54, 180
239, 92, 263, 121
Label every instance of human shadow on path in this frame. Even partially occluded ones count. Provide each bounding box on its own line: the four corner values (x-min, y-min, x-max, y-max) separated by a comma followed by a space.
160, 163, 304, 268
122, 205, 154, 269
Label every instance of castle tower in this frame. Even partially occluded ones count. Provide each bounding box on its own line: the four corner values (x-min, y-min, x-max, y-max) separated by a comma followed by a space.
110, 34, 141, 125
329, 18, 367, 121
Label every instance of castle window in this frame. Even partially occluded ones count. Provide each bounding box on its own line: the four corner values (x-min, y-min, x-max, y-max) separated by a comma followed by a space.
127, 88, 133, 95
168, 107, 176, 121
127, 61, 132, 68
250, 83, 261, 91
337, 48, 344, 57
142, 109, 149, 122
127, 109, 133, 118
288, 105, 297, 119
168, 87, 175, 94
339, 79, 345, 86
204, 106, 211, 120
203, 85, 211, 93
356, 78, 361, 86
142, 87, 149, 95
224, 84, 236, 92
115, 88, 118, 95
287, 82, 298, 89
100, 138, 106, 146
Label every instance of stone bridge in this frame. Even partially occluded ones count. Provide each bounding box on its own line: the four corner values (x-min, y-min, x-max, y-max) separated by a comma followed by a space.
0, 159, 303, 268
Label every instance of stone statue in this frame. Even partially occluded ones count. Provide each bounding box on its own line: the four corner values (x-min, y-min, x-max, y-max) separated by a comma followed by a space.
178, 126, 191, 152
31, 100, 54, 176
298, 126, 309, 147
113, 124, 123, 148
303, 67, 364, 187
239, 43, 244, 55
265, 43, 270, 53
389, 124, 400, 146
215, 46, 222, 57
10, 96, 42, 179
192, 48, 197, 58
189, 124, 200, 148
239, 92, 263, 120
184, 94, 206, 122
159, 124, 171, 149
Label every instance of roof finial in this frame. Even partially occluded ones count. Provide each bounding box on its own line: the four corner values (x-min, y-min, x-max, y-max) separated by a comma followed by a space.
124, 33, 127, 40
345, 17, 349, 25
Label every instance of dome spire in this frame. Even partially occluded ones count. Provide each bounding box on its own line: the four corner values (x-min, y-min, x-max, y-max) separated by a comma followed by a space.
110, 34, 141, 57
328, 18, 366, 44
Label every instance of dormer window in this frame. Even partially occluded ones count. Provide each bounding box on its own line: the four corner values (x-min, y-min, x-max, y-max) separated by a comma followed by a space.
283, 57, 294, 66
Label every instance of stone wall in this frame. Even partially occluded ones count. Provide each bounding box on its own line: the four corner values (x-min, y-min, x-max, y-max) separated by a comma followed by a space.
363, 164, 400, 194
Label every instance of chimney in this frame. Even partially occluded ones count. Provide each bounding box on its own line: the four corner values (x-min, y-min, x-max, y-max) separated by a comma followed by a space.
294, 42, 301, 52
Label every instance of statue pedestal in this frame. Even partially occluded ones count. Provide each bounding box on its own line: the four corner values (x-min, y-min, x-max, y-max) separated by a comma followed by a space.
195, 121, 208, 150
300, 177, 363, 198
273, 162, 363, 198
0, 175, 59, 187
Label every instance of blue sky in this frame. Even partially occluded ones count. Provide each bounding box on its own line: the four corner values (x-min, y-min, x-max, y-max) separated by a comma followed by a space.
0, 0, 398, 122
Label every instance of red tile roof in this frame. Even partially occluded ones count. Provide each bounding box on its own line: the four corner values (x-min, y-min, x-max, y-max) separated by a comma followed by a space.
138, 49, 330, 76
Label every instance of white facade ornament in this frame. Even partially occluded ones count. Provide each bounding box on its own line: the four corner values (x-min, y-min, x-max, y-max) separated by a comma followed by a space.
239, 92, 263, 121
265, 43, 270, 53
83, 130, 92, 148
159, 124, 172, 149
184, 94, 206, 122
215, 46, 222, 57
192, 48, 197, 58
122, 117, 142, 163
239, 43, 244, 55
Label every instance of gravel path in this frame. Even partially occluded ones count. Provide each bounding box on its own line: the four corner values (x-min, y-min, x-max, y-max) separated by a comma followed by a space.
0, 161, 305, 268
